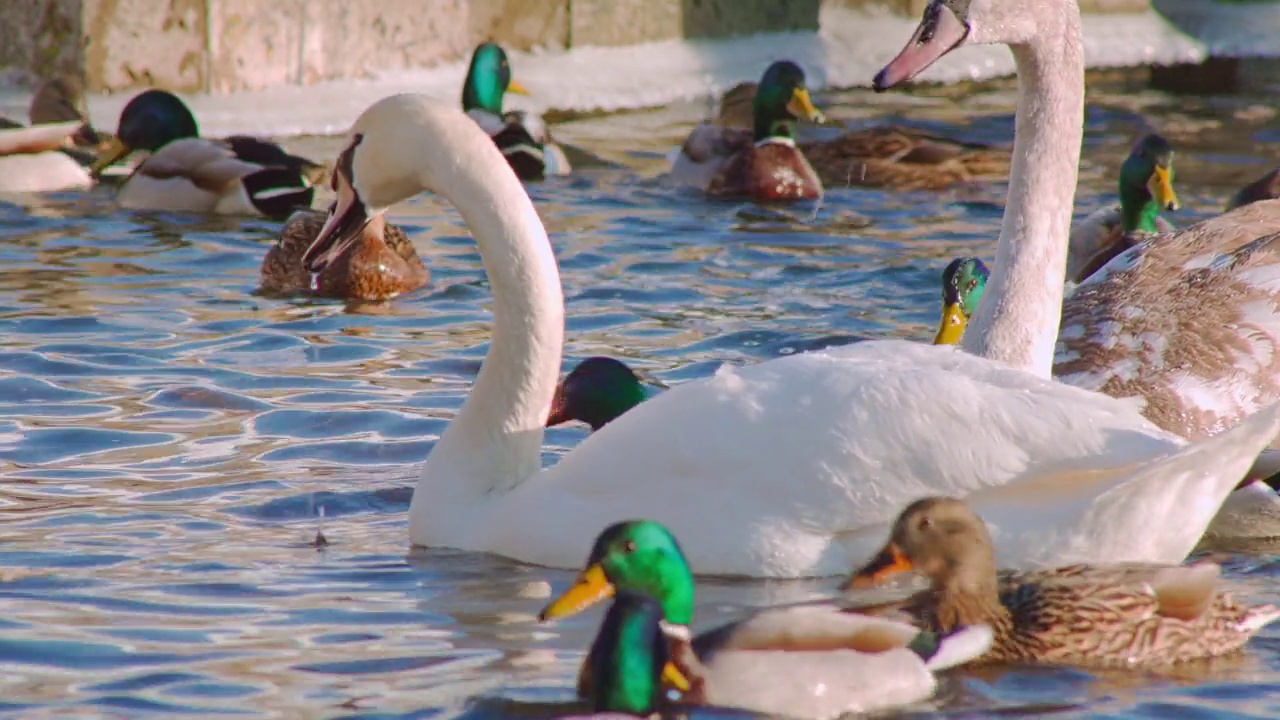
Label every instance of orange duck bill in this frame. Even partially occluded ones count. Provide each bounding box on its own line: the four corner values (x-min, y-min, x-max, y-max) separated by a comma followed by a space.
844, 542, 915, 590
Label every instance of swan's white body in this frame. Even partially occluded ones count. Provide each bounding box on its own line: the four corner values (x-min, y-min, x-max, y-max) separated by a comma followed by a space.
321, 0, 1280, 580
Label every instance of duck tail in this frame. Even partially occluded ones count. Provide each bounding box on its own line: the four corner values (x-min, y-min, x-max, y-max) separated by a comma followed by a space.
912, 625, 993, 672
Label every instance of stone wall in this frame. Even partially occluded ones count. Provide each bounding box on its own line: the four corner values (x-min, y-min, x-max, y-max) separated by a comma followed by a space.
0, 0, 1148, 94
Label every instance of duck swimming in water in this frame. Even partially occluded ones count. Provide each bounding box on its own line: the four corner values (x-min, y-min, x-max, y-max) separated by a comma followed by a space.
462, 42, 570, 181
90, 89, 323, 219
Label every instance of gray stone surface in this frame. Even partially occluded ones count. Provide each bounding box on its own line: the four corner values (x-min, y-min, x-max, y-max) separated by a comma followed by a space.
0, 0, 1155, 95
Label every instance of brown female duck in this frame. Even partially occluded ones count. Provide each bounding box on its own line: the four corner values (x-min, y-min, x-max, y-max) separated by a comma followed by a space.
260, 208, 428, 301
847, 496, 1279, 668
669, 60, 825, 202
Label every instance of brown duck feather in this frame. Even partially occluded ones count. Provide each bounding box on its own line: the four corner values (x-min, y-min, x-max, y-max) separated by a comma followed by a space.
847, 497, 1280, 669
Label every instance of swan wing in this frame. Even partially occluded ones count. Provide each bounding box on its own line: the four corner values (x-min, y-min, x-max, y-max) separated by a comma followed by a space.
441, 341, 1277, 577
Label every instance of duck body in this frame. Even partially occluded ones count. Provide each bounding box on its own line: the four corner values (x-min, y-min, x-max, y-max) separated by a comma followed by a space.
260, 209, 428, 301
94, 90, 319, 219
1228, 168, 1280, 211
0, 77, 104, 193
0, 122, 93, 193
800, 126, 1009, 191
850, 497, 1280, 669
670, 61, 824, 202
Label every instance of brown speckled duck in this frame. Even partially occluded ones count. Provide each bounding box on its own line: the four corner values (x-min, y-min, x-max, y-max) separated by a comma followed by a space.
260, 208, 428, 301
669, 60, 825, 202
847, 497, 1280, 668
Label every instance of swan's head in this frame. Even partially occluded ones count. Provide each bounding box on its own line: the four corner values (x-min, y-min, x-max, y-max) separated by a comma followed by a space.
538, 520, 695, 626
753, 60, 825, 141
547, 357, 648, 432
304, 94, 505, 273
90, 89, 199, 177
874, 0, 1050, 91
462, 42, 528, 115
845, 496, 996, 591
1120, 133, 1179, 218
934, 257, 989, 345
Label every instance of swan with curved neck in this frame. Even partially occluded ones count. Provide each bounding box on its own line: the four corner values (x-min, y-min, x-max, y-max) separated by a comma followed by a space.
305, 5, 1280, 576
875, 0, 1082, 378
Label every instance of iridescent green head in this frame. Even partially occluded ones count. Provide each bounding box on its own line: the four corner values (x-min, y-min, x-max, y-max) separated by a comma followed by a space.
89, 89, 199, 177
752, 60, 825, 142
934, 257, 989, 345
1119, 133, 1179, 234
586, 591, 679, 715
461, 42, 528, 115
547, 357, 648, 432
539, 520, 696, 627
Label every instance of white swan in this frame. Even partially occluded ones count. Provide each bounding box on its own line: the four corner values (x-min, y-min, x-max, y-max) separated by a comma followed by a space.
303, 14, 1280, 576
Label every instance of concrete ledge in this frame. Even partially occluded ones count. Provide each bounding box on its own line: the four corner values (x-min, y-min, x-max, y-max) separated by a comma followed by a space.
1, 0, 823, 94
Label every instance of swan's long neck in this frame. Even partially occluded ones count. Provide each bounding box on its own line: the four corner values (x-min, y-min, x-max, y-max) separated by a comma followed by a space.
960, 11, 1084, 378
414, 141, 564, 504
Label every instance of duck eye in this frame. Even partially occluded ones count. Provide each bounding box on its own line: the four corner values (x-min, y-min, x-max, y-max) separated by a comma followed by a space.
622, 540, 637, 553
966, 279, 977, 291
917, 516, 933, 531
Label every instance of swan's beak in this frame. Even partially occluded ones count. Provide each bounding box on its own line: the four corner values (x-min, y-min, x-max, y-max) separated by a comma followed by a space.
933, 302, 968, 345
1148, 165, 1180, 212
303, 168, 370, 273
538, 564, 614, 621
787, 88, 826, 124
546, 381, 572, 427
843, 542, 914, 590
89, 136, 131, 178
507, 79, 530, 96
874, 0, 970, 92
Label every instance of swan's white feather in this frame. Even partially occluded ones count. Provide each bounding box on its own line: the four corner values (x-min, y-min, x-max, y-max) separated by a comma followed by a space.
420, 340, 1280, 577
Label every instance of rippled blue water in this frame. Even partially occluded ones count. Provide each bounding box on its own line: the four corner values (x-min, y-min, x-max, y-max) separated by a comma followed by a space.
2, 71, 1280, 718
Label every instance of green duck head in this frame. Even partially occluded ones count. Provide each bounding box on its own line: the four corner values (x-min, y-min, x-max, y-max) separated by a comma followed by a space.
752, 60, 825, 143
539, 520, 696, 627
547, 357, 649, 432
90, 89, 199, 177
1118, 133, 1179, 234
461, 42, 528, 115
934, 257, 989, 345
586, 591, 691, 715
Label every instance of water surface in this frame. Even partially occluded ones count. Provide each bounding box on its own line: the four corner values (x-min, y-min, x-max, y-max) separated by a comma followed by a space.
2, 68, 1280, 718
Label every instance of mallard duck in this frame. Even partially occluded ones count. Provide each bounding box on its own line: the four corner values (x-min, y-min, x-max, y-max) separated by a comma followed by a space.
88, 89, 322, 219
1066, 134, 1178, 285
669, 60, 826, 202
540, 520, 993, 719
462, 42, 570, 181
0, 76, 103, 192
1228, 168, 1280, 212
934, 257, 990, 345
547, 357, 656, 432
259, 208, 428, 301
846, 497, 1280, 668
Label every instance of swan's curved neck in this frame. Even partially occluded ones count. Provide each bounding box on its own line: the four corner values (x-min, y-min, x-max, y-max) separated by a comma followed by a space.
413, 146, 564, 506
961, 11, 1084, 378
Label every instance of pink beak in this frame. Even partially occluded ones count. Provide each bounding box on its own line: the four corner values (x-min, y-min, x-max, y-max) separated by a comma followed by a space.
873, 1, 971, 92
